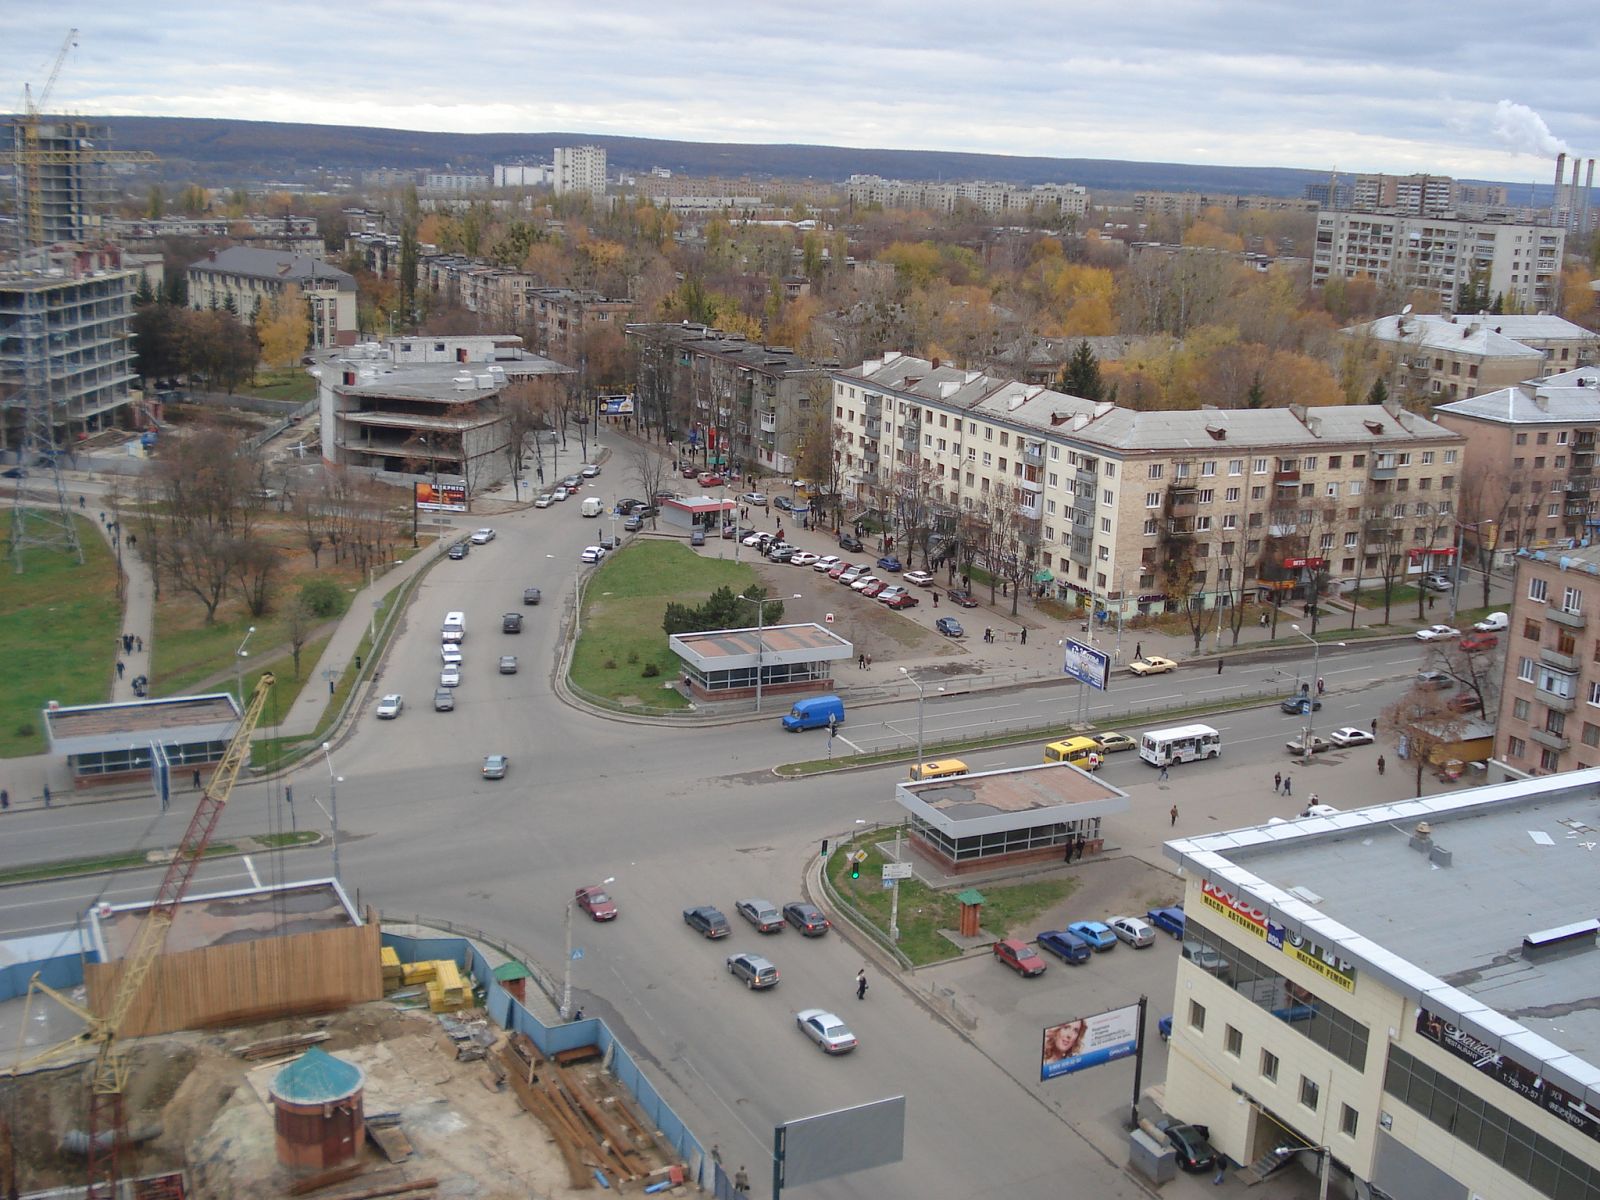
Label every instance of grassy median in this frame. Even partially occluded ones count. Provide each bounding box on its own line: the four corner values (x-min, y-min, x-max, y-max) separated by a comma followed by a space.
570, 540, 759, 710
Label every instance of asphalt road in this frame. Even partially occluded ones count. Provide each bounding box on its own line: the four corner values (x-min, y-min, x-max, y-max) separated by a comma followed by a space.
5, 437, 1474, 1198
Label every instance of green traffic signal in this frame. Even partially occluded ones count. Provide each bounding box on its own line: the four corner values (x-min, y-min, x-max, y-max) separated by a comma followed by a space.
850, 861, 860, 879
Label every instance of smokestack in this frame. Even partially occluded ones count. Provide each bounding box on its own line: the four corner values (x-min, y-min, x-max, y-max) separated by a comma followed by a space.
1585, 159, 1596, 235
1555, 152, 1568, 225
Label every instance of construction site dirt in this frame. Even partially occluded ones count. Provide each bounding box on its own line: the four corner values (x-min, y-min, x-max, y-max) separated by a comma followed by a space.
2, 1001, 676, 1198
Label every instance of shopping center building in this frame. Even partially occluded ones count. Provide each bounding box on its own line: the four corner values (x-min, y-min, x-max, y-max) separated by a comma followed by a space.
1162, 772, 1600, 1200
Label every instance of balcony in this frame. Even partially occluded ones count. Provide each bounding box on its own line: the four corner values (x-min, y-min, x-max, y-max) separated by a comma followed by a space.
1547, 606, 1588, 630
864, 419, 881, 438
1536, 689, 1577, 714
1268, 523, 1299, 537
1077, 468, 1098, 489
1020, 475, 1043, 494
1016, 498, 1041, 520
759, 411, 778, 434
1530, 728, 1571, 753
862, 450, 879, 466
1168, 486, 1199, 515
862, 392, 882, 414
1023, 444, 1044, 466
1565, 477, 1592, 493
1539, 646, 1580, 672
1370, 461, 1399, 481
1273, 468, 1300, 484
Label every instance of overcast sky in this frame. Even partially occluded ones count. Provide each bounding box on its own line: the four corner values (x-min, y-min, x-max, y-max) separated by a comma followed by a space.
13, 3, 1597, 184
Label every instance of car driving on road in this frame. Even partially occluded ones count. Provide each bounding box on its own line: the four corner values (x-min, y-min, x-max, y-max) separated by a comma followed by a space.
782, 901, 830, 936
575, 885, 618, 921
1128, 656, 1177, 676
1416, 623, 1460, 641
935, 617, 965, 638
471, 527, 496, 543
735, 898, 784, 933
1328, 726, 1374, 747
795, 1008, 857, 1054
725, 952, 780, 990
683, 906, 731, 938
376, 694, 404, 719
481, 754, 508, 779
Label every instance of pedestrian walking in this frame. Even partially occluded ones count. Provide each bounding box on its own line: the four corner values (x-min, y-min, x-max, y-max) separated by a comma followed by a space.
1370, 717, 1378, 734
1259, 612, 1269, 627
1169, 803, 1178, 826
115, 660, 125, 680
1377, 755, 1386, 776
864, 653, 871, 667
1217, 657, 1224, 674
1160, 764, 1170, 782
1020, 627, 1027, 645
856, 969, 867, 1001
1213, 1154, 1230, 1185
1283, 775, 1292, 797
1316, 676, 1325, 695
734, 1165, 751, 1193
193, 768, 202, 790
1135, 641, 1143, 660
79, 495, 85, 508
710, 1144, 722, 1166
1274, 771, 1282, 794
135, 636, 143, 653
931, 591, 939, 607
42, 785, 51, 808
1064, 836, 1075, 863
858, 653, 866, 670
1075, 837, 1086, 861
128, 533, 135, 548
962, 573, 970, 590
1, 788, 9, 811
122, 634, 132, 654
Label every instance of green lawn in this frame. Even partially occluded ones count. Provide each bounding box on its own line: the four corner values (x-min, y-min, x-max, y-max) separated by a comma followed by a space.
0, 519, 122, 755
825, 834, 1077, 966
570, 541, 760, 710
248, 367, 318, 405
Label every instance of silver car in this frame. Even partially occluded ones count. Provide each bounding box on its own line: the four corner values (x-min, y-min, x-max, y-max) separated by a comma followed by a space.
725, 952, 780, 990
1108, 916, 1156, 948
375, 693, 404, 719
796, 1008, 857, 1054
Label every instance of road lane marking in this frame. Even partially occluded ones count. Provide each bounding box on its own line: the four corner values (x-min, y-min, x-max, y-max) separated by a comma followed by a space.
242, 856, 261, 888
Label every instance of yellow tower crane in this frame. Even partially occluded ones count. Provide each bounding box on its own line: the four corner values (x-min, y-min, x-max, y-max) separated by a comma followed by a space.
2, 674, 275, 1198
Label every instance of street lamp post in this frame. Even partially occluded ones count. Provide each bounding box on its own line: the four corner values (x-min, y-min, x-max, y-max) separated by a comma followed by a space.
562, 875, 615, 1020
234, 625, 257, 708
1289, 625, 1345, 761
739, 592, 802, 713
900, 668, 928, 773
321, 741, 342, 884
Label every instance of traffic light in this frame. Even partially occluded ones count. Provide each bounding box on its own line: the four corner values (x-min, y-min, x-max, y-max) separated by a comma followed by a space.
850, 858, 861, 880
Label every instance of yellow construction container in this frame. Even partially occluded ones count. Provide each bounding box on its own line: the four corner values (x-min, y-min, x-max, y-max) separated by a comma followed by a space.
401, 960, 438, 986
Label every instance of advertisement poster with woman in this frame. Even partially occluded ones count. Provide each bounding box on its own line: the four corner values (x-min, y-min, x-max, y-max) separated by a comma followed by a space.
1040, 1004, 1140, 1079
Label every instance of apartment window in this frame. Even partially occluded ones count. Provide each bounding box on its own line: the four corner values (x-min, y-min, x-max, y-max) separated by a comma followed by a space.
1558, 431, 1569, 445
1537, 432, 1549, 445
1144, 518, 1158, 536
1528, 578, 1549, 603
982, 452, 992, 467
1145, 492, 1163, 508
1251, 486, 1266, 501
984, 427, 993, 441
1221, 514, 1237, 530
1508, 735, 1527, 758
1348, 480, 1362, 496
1563, 587, 1582, 615
1188, 1000, 1206, 1032
1148, 463, 1163, 479
1225, 1025, 1243, 1057
1584, 723, 1600, 747
1196, 488, 1215, 504
1261, 1049, 1280, 1082
1353, 454, 1366, 467
1516, 433, 1529, 445
1339, 1104, 1359, 1139
1225, 487, 1240, 502
1101, 517, 1112, 533
1201, 460, 1216, 476
999, 431, 1008, 447
1516, 656, 1535, 683
1300, 1076, 1321, 1111
1253, 458, 1269, 474
1541, 748, 1562, 772
1195, 516, 1212, 532
1228, 459, 1243, 475
1104, 462, 1115, 478
1513, 698, 1531, 720
1445, 449, 1457, 463
1344, 532, 1359, 548
1421, 450, 1435, 464
1589, 680, 1600, 707
1328, 455, 1342, 468
1098, 545, 1110, 560
1102, 489, 1114, 506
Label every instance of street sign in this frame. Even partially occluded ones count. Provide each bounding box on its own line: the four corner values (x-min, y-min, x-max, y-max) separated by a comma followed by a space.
849, 849, 869, 864
570, 948, 584, 961
882, 862, 913, 880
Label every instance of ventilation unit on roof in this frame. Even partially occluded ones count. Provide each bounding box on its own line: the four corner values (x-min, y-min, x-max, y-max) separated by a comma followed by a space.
1523, 918, 1599, 963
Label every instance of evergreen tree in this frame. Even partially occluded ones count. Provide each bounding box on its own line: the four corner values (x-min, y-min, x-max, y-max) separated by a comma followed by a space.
164, 273, 188, 307
1061, 340, 1107, 402
1367, 377, 1390, 406
134, 275, 156, 306
1245, 372, 1267, 408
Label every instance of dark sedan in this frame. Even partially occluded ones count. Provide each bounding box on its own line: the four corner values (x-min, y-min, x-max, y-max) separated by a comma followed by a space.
1163, 1122, 1219, 1173
945, 589, 979, 608
683, 905, 731, 938
1279, 695, 1322, 714
782, 901, 830, 936
838, 532, 864, 552
935, 617, 965, 638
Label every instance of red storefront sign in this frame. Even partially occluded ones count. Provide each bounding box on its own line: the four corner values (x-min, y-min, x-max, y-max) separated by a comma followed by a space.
1406, 546, 1457, 565
1281, 557, 1327, 569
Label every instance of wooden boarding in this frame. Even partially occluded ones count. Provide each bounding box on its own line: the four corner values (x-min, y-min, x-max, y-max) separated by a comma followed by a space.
288, 1163, 364, 1195
367, 1123, 414, 1164
494, 1045, 592, 1190
553, 1043, 601, 1066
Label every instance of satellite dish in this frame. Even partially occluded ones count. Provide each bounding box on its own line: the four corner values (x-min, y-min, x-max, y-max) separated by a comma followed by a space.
1401, 303, 1414, 315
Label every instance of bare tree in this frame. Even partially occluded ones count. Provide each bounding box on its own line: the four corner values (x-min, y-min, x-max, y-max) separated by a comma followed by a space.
630, 443, 670, 529
286, 594, 316, 679
501, 379, 557, 502
1381, 686, 1472, 798
147, 423, 264, 624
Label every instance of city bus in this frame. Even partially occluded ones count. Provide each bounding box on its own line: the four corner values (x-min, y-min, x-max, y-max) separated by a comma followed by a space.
1139, 723, 1221, 767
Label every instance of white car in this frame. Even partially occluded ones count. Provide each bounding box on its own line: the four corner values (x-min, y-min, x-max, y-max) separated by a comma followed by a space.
740, 491, 768, 505
552, 486, 570, 501
1302, 804, 1340, 818
375, 693, 404, 719
470, 528, 496, 544
440, 644, 463, 667
534, 493, 553, 508
813, 555, 842, 573
1473, 611, 1508, 632
876, 586, 910, 604
580, 463, 601, 478
1415, 624, 1460, 641
795, 1008, 858, 1055
790, 551, 818, 567
838, 566, 867, 585
850, 575, 882, 592
439, 666, 461, 688
903, 570, 935, 587
1328, 726, 1375, 748
581, 545, 607, 563
1108, 916, 1156, 948
742, 531, 771, 547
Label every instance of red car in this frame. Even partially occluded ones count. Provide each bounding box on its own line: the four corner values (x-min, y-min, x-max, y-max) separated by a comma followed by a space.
994, 938, 1047, 977
681, 465, 699, 478
1448, 692, 1483, 713
828, 561, 857, 580
575, 884, 618, 921
882, 592, 920, 609
859, 579, 889, 597
945, 589, 979, 608
1459, 631, 1499, 652
697, 472, 725, 487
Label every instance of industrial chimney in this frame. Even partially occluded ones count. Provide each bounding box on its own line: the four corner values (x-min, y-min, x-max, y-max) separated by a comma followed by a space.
1555, 152, 1569, 228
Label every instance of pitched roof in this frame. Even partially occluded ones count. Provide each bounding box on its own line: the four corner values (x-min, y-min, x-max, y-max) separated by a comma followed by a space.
271, 1047, 364, 1104
189, 247, 355, 291
1351, 314, 1545, 359
1434, 382, 1600, 425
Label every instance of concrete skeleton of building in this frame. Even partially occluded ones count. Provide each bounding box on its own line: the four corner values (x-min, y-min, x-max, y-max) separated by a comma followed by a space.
1, 242, 139, 446
1434, 365, 1600, 555
105, 214, 323, 258
1162, 773, 1600, 1200
10, 118, 116, 247
628, 323, 830, 478
1132, 191, 1320, 220
1493, 543, 1600, 775
553, 145, 608, 200
833, 353, 1465, 617
848, 174, 1088, 219
1352, 311, 1598, 407
1312, 211, 1565, 313
186, 246, 359, 348
316, 334, 571, 491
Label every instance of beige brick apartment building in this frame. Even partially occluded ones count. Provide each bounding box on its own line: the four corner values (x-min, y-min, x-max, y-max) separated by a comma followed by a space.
833, 354, 1466, 618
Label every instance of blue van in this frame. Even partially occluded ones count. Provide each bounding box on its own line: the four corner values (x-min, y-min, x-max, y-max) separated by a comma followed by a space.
782, 695, 845, 732
1037, 928, 1093, 965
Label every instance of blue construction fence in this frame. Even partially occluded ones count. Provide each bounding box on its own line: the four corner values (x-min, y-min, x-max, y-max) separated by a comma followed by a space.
0, 930, 95, 1002
382, 930, 712, 1189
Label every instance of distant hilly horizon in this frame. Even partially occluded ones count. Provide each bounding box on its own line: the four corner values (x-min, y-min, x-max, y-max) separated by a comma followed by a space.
81, 115, 1554, 204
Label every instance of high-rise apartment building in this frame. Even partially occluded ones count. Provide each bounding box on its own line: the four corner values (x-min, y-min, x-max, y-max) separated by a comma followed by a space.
1313, 212, 1564, 312
10, 119, 115, 246
553, 146, 608, 200
1351, 173, 1455, 217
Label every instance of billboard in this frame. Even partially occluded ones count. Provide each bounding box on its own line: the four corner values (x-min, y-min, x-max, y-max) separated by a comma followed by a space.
1061, 638, 1110, 690
776, 1095, 906, 1187
415, 480, 468, 512
598, 393, 635, 415
1041, 1003, 1140, 1079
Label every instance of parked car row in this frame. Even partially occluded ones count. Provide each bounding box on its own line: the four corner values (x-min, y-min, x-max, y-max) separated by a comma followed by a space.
1005, 914, 1164, 974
